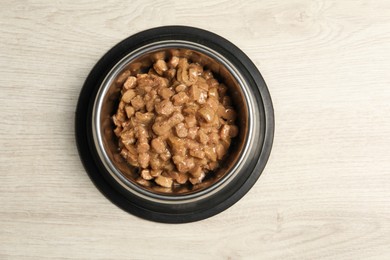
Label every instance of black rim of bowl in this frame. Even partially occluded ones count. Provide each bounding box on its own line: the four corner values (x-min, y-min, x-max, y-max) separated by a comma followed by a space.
75, 26, 274, 223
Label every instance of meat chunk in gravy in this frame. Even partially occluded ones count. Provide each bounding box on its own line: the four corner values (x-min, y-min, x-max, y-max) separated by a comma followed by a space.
112, 56, 239, 192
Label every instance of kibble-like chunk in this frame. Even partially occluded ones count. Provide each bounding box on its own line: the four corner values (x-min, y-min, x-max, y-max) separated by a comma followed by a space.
190, 148, 205, 159
198, 129, 209, 144
158, 87, 174, 99
151, 137, 166, 154
189, 172, 205, 185
189, 85, 200, 100
125, 106, 135, 118
135, 112, 154, 124
136, 138, 150, 153
175, 84, 186, 92
216, 143, 227, 160
176, 172, 189, 184
138, 152, 150, 168
116, 70, 131, 84
169, 112, 184, 126
204, 146, 217, 162
198, 106, 215, 123
190, 166, 204, 178
124, 76, 137, 89
152, 120, 171, 136
187, 127, 198, 139
150, 156, 163, 170
185, 115, 197, 127
222, 108, 237, 121
220, 124, 231, 141
208, 87, 219, 99
153, 60, 168, 75
141, 169, 153, 180
155, 100, 174, 116
150, 169, 162, 177
159, 149, 171, 161
131, 95, 145, 110
155, 175, 173, 188
166, 69, 176, 80
175, 123, 188, 138
136, 178, 151, 187
206, 97, 219, 111
122, 89, 136, 103
172, 92, 189, 106
168, 56, 179, 69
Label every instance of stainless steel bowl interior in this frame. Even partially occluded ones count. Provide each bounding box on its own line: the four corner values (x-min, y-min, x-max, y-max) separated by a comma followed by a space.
93, 41, 256, 203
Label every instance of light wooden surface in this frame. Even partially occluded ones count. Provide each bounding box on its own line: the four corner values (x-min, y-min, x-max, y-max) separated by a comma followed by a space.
1, 0, 390, 259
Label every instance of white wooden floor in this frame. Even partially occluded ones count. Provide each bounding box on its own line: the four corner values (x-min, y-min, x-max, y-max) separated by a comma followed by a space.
1, 0, 390, 259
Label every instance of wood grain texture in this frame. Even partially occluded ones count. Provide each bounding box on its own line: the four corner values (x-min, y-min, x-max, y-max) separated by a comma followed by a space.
1, 0, 390, 259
